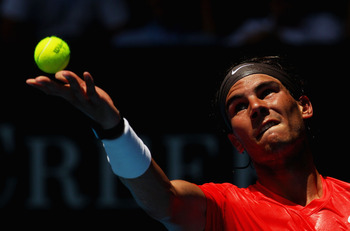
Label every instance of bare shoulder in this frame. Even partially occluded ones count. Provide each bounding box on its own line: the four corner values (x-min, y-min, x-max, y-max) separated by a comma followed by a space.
171, 179, 206, 198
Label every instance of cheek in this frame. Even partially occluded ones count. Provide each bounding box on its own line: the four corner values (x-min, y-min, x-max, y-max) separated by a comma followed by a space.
274, 95, 304, 131
272, 92, 300, 115
231, 116, 252, 142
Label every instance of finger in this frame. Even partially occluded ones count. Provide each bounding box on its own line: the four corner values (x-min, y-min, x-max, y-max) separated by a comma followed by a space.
61, 70, 85, 85
26, 76, 69, 96
26, 78, 43, 87
26, 76, 51, 86
55, 71, 69, 84
83, 72, 97, 99
26, 77, 51, 94
61, 71, 86, 99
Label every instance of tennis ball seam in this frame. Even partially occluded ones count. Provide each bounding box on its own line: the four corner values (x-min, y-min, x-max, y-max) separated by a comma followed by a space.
35, 37, 53, 64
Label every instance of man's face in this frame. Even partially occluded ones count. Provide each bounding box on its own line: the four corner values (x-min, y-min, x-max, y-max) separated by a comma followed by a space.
225, 74, 312, 166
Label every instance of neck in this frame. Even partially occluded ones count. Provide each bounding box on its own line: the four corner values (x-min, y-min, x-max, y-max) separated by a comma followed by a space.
254, 141, 323, 206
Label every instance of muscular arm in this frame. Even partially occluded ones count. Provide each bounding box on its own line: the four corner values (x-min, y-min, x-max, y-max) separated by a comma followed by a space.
26, 71, 207, 230
122, 160, 206, 230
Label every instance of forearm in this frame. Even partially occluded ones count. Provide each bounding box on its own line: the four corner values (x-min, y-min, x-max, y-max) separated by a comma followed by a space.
97, 118, 206, 230
96, 118, 176, 220
120, 159, 176, 221
120, 161, 206, 231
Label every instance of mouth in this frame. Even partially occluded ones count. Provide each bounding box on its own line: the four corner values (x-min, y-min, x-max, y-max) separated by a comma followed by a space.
256, 120, 280, 140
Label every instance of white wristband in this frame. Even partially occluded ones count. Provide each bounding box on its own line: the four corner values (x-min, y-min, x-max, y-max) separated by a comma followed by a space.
101, 118, 152, 179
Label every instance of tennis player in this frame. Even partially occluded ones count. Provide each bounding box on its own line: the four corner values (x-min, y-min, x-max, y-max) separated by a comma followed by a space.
26, 56, 350, 230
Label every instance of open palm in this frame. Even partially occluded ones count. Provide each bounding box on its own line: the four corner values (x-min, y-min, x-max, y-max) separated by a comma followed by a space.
26, 71, 121, 129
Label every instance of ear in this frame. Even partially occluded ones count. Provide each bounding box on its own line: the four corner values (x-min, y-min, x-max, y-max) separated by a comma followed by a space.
227, 133, 245, 154
298, 95, 313, 119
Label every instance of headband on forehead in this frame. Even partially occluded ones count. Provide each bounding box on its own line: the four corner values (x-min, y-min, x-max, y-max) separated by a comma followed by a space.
218, 62, 301, 133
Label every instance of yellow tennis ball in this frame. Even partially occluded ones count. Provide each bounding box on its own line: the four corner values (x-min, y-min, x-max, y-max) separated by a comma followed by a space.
34, 36, 70, 74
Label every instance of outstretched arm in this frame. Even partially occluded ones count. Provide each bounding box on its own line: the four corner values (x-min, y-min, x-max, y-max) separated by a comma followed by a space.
26, 71, 206, 230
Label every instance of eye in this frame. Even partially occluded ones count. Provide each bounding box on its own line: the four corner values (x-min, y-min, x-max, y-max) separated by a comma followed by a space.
260, 88, 276, 99
235, 103, 248, 113
228, 102, 248, 118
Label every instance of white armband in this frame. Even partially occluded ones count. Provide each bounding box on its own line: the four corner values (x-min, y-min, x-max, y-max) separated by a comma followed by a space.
100, 118, 152, 179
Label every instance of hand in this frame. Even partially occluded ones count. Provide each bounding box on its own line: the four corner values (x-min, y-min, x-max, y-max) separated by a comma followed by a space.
26, 71, 121, 129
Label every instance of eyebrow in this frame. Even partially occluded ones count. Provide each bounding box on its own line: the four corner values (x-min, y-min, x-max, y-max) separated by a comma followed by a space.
255, 80, 280, 93
225, 80, 280, 110
225, 94, 244, 111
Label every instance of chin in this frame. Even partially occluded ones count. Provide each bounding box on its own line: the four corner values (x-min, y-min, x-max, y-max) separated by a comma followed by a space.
255, 132, 296, 157
259, 131, 286, 148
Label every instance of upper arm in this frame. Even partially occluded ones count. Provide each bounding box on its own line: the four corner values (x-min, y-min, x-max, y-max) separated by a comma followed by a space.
121, 160, 207, 231
162, 180, 207, 231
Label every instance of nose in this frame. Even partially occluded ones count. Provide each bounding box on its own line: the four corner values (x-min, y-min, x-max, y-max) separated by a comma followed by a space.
249, 97, 268, 120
